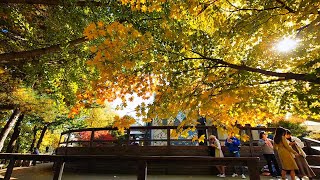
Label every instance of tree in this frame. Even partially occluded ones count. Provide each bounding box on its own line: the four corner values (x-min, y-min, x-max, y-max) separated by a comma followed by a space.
0, 108, 21, 152
1, 0, 319, 135
77, 0, 320, 132
269, 116, 308, 137
82, 104, 118, 128
5, 114, 24, 153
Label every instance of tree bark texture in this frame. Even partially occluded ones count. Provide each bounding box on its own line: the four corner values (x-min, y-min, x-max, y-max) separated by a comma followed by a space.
36, 125, 48, 150
29, 126, 38, 152
0, 0, 110, 6
0, 37, 87, 64
0, 108, 21, 152
5, 114, 24, 153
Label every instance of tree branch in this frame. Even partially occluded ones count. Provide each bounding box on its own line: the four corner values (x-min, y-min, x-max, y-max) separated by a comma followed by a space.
0, 104, 17, 110
184, 52, 320, 84
275, 0, 296, 13
205, 57, 320, 84
0, 0, 111, 6
0, 37, 87, 64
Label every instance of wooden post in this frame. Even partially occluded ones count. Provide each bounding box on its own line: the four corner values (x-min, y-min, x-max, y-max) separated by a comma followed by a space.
137, 160, 147, 180
53, 158, 65, 180
3, 157, 15, 180
65, 133, 70, 147
65, 133, 71, 155
245, 124, 254, 157
90, 130, 95, 147
58, 133, 62, 147
167, 127, 171, 146
127, 128, 131, 145
305, 140, 312, 155
247, 159, 261, 180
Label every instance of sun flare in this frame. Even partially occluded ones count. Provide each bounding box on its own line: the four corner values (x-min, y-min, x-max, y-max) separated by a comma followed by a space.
275, 37, 298, 52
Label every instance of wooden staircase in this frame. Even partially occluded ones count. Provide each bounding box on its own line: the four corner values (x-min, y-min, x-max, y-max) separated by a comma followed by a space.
304, 137, 320, 179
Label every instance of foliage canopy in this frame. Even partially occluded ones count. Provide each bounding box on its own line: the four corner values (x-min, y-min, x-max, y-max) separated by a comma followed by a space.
1, 0, 319, 136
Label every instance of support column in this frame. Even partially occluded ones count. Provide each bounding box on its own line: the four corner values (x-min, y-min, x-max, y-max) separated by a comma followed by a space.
137, 160, 147, 180
4, 157, 15, 180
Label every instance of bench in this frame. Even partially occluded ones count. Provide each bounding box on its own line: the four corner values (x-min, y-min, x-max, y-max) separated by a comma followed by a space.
0, 164, 4, 169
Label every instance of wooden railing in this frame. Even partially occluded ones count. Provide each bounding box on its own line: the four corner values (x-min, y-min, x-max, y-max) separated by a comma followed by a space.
59, 125, 277, 150
59, 126, 215, 147
0, 153, 260, 180
303, 137, 320, 155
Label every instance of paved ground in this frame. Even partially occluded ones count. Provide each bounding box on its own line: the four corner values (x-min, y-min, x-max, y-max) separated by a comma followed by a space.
0, 163, 313, 180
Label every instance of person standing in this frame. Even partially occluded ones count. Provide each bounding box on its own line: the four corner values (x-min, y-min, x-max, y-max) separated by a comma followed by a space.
208, 135, 226, 178
258, 131, 281, 177
286, 130, 316, 179
274, 127, 299, 180
225, 132, 246, 179
32, 147, 40, 166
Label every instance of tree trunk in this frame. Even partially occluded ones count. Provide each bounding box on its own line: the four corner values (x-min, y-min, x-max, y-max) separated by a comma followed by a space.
0, 37, 87, 64
0, 104, 16, 110
36, 125, 48, 150
15, 138, 20, 153
0, 108, 21, 152
29, 126, 38, 152
5, 114, 24, 153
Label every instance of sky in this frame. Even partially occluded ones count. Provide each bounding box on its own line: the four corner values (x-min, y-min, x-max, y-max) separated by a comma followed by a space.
110, 93, 154, 125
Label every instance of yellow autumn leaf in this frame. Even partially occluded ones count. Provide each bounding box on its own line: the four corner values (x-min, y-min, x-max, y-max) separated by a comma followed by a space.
191, 136, 198, 142
181, 129, 189, 138
241, 134, 250, 142
198, 134, 206, 143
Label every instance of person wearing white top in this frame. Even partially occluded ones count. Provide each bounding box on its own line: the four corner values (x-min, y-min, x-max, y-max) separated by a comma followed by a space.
208, 135, 226, 178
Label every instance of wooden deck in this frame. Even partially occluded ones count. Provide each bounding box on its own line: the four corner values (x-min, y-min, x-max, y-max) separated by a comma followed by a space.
56, 146, 265, 175
0, 153, 261, 180
0, 163, 286, 180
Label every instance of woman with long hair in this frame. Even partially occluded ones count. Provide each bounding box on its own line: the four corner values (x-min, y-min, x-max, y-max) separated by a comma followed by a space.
208, 135, 226, 178
285, 129, 316, 179
274, 127, 299, 180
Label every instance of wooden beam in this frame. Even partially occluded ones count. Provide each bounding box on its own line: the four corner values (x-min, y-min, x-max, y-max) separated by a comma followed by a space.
53, 158, 65, 180
247, 159, 261, 180
3, 157, 15, 180
137, 160, 147, 180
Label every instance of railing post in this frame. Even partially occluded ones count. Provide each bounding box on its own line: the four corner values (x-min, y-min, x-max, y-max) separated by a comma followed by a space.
90, 130, 95, 147
127, 128, 131, 145
3, 156, 15, 180
65, 133, 70, 147
53, 157, 65, 180
247, 158, 260, 180
304, 138, 312, 155
245, 124, 254, 157
64, 133, 71, 155
58, 133, 62, 147
137, 160, 147, 180
167, 127, 171, 146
